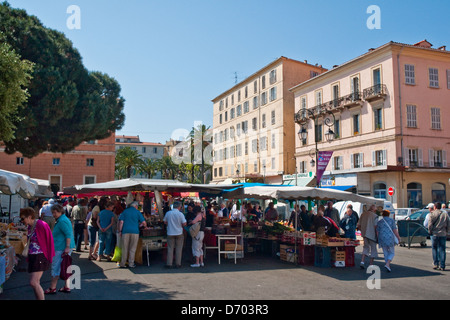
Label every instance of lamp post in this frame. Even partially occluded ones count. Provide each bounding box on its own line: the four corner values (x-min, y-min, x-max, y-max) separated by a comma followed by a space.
296, 108, 336, 187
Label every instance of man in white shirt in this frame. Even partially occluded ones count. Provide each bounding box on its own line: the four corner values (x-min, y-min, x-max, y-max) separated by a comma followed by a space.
163, 201, 186, 268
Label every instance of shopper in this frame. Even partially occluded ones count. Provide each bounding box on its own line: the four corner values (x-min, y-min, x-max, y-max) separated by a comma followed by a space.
428, 202, 450, 271
118, 201, 147, 268
339, 206, 358, 239
190, 205, 206, 267
44, 204, 75, 294
163, 201, 186, 268
71, 198, 88, 252
357, 205, 379, 269
265, 202, 278, 221
39, 199, 56, 231
324, 201, 340, 226
97, 201, 115, 261
20, 207, 55, 300
87, 198, 99, 260
376, 210, 401, 272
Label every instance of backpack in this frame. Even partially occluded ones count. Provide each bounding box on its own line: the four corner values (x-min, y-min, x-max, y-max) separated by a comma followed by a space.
189, 222, 201, 238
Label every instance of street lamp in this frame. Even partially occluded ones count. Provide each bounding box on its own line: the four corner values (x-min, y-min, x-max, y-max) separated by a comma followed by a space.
295, 108, 336, 187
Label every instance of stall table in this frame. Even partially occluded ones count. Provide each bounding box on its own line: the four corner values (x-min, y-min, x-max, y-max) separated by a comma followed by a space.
138, 236, 167, 266
216, 234, 243, 264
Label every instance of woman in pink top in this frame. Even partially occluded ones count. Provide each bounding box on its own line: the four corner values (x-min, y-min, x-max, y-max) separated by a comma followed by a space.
20, 207, 55, 300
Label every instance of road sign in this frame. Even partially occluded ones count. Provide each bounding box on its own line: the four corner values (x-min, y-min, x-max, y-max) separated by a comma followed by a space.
388, 187, 395, 196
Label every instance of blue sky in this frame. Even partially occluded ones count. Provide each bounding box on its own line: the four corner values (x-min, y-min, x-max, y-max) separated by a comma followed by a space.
6, 0, 450, 144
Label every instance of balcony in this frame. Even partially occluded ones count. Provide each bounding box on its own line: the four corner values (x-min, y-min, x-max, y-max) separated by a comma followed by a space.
363, 84, 387, 102
340, 92, 363, 108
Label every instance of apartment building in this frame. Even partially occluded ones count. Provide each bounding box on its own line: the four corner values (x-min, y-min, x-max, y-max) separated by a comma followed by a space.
212, 57, 327, 184
291, 40, 450, 208
0, 134, 116, 193
115, 135, 165, 178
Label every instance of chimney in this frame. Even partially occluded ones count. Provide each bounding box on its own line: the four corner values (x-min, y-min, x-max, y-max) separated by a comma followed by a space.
438, 45, 447, 51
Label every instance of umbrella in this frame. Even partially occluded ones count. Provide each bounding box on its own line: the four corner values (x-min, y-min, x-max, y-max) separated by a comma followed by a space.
0, 169, 38, 199
223, 185, 384, 206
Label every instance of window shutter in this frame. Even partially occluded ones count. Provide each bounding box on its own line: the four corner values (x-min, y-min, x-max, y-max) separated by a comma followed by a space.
429, 149, 434, 167
404, 148, 410, 167
443, 150, 447, 167
418, 149, 423, 167
372, 151, 376, 166
331, 157, 335, 170
359, 153, 364, 168
382, 150, 387, 166
350, 155, 354, 169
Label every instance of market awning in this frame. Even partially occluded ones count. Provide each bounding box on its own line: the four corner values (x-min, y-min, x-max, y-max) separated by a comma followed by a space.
0, 169, 38, 199
321, 185, 355, 191
223, 185, 384, 206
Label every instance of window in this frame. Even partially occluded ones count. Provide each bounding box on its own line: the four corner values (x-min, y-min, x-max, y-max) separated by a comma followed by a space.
16, 157, 24, 165
236, 144, 242, 157
52, 158, 60, 166
219, 167, 223, 177
310, 71, 319, 78
406, 105, 417, 128
271, 158, 275, 170
237, 90, 241, 102
353, 114, 360, 135
271, 110, 276, 125
245, 142, 248, 155
236, 105, 242, 117
262, 75, 266, 89
407, 183, 422, 208
224, 111, 228, 122
252, 139, 258, 153
214, 168, 217, 177
430, 149, 445, 168
260, 136, 267, 151
429, 68, 439, 88
332, 84, 339, 106
269, 69, 277, 84
351, 76, 360, 100
315, 90, 322, 106
142, 147, 146, 153
254, 161, 258, 172
254, 80, 258, 94
301, 96, 307, 115
351, 153, 363, 169
245, 86, 248, 98
243, 101, 249, 113
315, 124, 323, 142
253, 96, 259, 109
299, 161, 307, 173
261, 92, 267, 106
242, 121, 248, 134
230, 108, 235, 119
405, 148, 423, 167
333, 156, 343, 170
334, 119, 340, 139
236, 123, 241, 136
219, 100, 224, 111
84, 176, 96, 184
271, 133, 276, 149
374, 183, 387, 200
374, 108, 382, 130
431, 107, 441, 129
262, 114, 266, 128
231, 94, 234, 105
405, 64, 415, 85
219, 114, 222, 124
252, 117, 257, 131
432, 183, 446, 203
269, 87, 277, 101
86, 158, 95, 167
372, 150, 386, 166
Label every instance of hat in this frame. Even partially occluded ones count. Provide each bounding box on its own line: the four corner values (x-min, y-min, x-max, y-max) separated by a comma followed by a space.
48, 199, 55, 204
426, 203, 434, 209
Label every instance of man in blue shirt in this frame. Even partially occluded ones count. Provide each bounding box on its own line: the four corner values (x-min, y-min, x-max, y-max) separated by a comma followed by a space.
118, 201, 146, 268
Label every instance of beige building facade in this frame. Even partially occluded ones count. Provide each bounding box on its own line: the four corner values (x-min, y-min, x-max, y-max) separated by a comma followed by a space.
291, 40, 450, 208
211, 57, 326, 184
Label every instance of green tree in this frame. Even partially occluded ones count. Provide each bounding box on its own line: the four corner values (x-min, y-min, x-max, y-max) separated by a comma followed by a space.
157, 156, 178, 180
0, 35, 33, 142
137, 158, 159, 179
0, 2, 125, 158
115, 147, 142, 178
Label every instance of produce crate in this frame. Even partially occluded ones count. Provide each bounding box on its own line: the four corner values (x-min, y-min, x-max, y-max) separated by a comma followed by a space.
331, 250, 346, 262
224, 243, 243, 251
344, 246, 355, 267
314, 246, 332, 268
298, 245, 315, 266
141, 228, 164, 237
301, 232, 316, 246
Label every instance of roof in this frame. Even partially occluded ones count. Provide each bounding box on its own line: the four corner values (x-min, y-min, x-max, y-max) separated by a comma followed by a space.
289, 40, 449, 92
211, 56, 327, 102
116, 142, 164, 147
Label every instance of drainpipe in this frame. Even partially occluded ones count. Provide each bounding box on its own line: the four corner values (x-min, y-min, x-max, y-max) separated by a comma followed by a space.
397, 45, 405, 206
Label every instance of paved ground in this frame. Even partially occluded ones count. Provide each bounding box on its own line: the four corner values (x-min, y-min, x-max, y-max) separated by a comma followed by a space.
1, 239, 449, 302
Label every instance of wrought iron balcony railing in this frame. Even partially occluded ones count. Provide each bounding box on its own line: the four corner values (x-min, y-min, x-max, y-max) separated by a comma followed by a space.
363, 84, 387, 101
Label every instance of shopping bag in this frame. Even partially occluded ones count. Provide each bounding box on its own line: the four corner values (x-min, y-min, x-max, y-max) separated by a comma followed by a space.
111, 246, 122, 262
60, 253, 72, 280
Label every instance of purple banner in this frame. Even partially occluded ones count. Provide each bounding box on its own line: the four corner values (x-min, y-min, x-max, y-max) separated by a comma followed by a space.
317, 151, 333, 186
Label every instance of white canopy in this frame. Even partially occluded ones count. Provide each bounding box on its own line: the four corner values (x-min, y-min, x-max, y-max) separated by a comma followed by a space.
223, 185, 384, 206
63, 178, 240, 195
0, 169, 38, 199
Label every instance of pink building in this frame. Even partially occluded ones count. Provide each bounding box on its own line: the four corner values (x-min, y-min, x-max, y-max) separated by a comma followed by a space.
291, 40, 450, 208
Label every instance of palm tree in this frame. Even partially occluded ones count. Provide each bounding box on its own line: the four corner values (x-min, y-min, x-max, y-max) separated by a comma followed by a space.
115, 146, 142, 178
157, 156, 178, 180
137, 158, 159, 179
188, 124, 212, 183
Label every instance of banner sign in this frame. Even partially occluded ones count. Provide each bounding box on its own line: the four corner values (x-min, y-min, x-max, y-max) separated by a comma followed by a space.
316, 151, 333, 186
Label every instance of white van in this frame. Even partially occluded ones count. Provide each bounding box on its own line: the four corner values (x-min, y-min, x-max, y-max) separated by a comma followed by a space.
333, 200, 394, 220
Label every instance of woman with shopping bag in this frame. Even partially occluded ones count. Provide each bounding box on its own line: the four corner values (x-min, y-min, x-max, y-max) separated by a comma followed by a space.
376, 210, 401, 272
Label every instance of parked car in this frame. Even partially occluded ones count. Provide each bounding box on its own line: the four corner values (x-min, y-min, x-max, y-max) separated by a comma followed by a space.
394, 208, 419, 221
333, 200, 394, 220
406, 209, 429, 221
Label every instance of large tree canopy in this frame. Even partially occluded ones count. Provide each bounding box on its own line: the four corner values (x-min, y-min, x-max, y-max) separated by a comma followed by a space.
0, 2, 125, 158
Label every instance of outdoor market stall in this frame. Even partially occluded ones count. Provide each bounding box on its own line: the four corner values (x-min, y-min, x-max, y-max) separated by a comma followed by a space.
218, 185, 384, 267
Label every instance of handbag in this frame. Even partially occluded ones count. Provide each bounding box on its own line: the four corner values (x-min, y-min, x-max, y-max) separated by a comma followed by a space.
382, 218, 399, 245
189, 221, 201, 239
60, 253, 73, 280
22, 221, 37, 258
